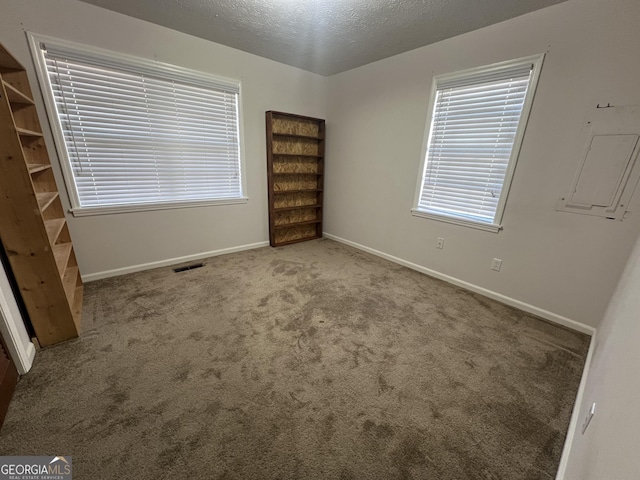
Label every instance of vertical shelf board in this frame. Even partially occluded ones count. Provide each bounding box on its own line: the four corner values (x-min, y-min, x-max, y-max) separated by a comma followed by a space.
0, 42, 81, 347
266, 111, 325, 247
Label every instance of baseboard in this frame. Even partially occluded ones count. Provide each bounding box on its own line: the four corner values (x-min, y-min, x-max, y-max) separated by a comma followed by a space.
82, 241, 270, 282
19, 342, 36, 375
554, 332, 596, 480
323, 233, 595, 336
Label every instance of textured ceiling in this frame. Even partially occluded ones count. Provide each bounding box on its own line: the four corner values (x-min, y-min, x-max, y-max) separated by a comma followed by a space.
77, 0, 568, 76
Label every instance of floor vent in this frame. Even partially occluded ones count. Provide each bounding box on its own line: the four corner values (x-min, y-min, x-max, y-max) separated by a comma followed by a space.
173, 263, 204, 273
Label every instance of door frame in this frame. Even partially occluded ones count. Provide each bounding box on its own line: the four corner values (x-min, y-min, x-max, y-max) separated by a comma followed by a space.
0, 266, 35, 375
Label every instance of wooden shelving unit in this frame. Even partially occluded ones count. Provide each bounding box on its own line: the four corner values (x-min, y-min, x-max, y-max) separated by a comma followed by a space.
266, 111, 325, 247
0, 43, 82, 347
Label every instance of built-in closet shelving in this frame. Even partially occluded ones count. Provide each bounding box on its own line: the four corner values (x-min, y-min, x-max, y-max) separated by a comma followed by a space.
0, 43, 82, 347
266, 111, 325, 247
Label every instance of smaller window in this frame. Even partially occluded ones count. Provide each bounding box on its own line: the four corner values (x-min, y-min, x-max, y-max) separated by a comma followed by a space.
413, 55, 544, 232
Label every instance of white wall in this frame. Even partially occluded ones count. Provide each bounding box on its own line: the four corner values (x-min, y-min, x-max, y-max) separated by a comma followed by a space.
562, 224, 640, 478
0, 0, 328, 278
325, 0, 640, 328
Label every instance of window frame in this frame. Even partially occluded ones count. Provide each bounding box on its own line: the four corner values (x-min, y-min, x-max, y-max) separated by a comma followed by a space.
412, 54, 545, 233
27, 32, 248, 217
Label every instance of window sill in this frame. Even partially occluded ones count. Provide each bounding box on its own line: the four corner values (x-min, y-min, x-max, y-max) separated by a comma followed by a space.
70, 197, 249, 217
411, 209, 502, 233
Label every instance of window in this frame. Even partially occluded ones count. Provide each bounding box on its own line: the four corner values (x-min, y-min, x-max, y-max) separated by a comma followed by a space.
413, 55, 544, 232
29, 34, 246, 216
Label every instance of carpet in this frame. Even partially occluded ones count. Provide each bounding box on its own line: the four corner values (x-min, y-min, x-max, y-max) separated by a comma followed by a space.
0, 239, 590, 479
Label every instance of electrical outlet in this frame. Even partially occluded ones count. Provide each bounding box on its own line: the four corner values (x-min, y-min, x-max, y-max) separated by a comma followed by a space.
491, 258, 502, 271
582, 402, 596, 434
436, 237, 444, 249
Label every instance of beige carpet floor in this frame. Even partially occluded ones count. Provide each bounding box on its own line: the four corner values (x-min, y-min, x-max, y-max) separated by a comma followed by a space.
0, 239, 589, 479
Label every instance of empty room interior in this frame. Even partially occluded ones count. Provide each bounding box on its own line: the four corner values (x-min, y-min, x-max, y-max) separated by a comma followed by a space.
1, 0, 639, 478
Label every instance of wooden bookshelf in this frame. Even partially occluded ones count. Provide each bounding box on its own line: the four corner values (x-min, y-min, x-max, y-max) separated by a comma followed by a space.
0, 42, 82, 347
266, 111, 325, 247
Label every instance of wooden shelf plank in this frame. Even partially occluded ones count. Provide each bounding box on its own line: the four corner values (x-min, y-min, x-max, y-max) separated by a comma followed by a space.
274, 204, 321, 212
272, 153, 322, 158
2, 81, 34, 105
274, 235, 322, 247
44, 218, 66, 244
273, 172, 322, 176
273, 132, 323, 140
274, 219, 321, 229
271, 111, 324, 122
273, 189, 322, 194
15, 127, 43, 137
62, 266, 78, 304
36, 191, 58, 211
28, 163, 52, 174
53, 243, 72, 276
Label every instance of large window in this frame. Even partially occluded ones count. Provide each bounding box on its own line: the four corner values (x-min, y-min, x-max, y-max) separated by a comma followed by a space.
30, 34, 245, 216
413, 55, 544, 232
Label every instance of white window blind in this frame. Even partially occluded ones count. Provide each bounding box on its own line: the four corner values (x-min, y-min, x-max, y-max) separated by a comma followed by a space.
40, 42, 243, 211
415, 58, 541, 229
